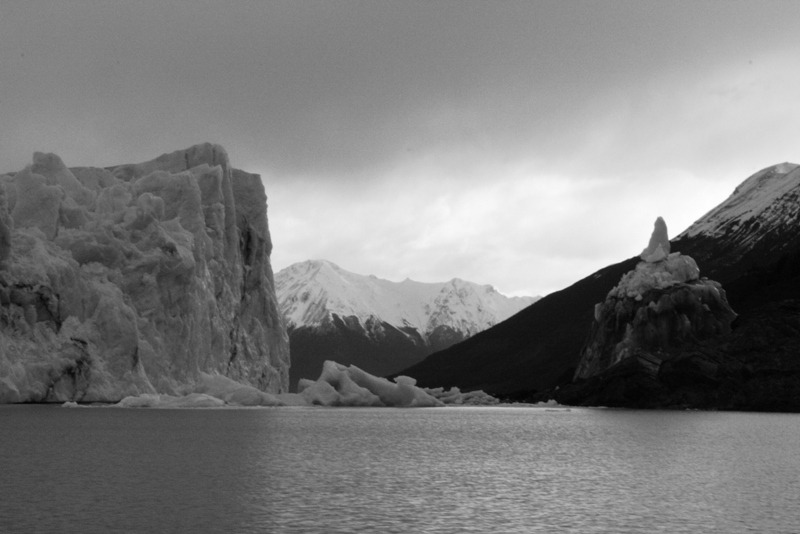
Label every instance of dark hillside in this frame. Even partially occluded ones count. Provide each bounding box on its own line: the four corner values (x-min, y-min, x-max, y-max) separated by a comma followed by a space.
399, 257, 638, 394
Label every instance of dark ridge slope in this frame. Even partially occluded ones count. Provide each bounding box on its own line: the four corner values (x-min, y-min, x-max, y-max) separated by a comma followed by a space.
399, 257, 638, 394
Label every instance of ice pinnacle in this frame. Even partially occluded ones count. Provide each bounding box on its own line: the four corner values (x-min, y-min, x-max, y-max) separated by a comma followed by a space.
640, 216, 670, 263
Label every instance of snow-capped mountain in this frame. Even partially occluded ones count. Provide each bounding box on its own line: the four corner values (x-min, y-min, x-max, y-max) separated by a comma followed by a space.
278, 260, 536, 337
675, 162, 800, 283
276, 260, 538, 390
682, 162, 800, 240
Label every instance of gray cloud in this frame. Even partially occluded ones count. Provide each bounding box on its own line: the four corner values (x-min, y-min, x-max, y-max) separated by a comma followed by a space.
2, 1, 800, 295
4, 1, 796, 172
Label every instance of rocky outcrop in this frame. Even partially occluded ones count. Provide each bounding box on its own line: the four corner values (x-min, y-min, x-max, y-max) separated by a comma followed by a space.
555, 299, 800, 411
0, 144, 289, 403
558, 218, 741, 408
574, 260, 737, 374
575, 220, 737, 381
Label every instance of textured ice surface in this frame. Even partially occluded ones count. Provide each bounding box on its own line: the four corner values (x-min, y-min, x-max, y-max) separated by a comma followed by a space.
112, 373, 284, 408
111, 363, 500, 408
297, 360, 499, 407
0, 144, 289, 403
193, 374, 284, 406
298, 361, 441, 407
640, 217, 670, 262
116, 393, 227, 408
609, 253, 700, 300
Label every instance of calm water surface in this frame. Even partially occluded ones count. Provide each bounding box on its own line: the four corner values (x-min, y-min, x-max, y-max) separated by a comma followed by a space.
1, 405, 798, 533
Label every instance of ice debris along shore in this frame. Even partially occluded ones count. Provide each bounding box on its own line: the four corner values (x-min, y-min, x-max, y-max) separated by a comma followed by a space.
107, 361, 500, 408
115, 373, 284, 408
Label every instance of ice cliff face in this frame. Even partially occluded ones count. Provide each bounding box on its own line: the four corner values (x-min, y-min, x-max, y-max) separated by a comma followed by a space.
0, 144, 289, 403
276, 259, 538, 390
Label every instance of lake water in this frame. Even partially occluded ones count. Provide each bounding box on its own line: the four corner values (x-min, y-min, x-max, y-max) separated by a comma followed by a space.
1, 405, 798, 533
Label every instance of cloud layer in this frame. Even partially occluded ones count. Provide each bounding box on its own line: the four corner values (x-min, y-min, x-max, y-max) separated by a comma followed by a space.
2, 1, 800, 295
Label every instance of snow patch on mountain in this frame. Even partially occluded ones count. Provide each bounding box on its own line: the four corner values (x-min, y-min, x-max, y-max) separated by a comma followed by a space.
276, 260, 538, 340
680, 162, 800, 241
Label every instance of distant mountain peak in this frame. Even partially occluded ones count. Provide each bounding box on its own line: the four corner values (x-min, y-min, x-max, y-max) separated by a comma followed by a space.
772, 162, 799, 174
276, 260, 539, 335
275, 260, 540, 390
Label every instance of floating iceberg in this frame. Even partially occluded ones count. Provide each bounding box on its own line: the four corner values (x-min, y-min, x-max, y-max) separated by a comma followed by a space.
297, 361, 499, 407
298, 361, 442, 407
422, 385, 500, 406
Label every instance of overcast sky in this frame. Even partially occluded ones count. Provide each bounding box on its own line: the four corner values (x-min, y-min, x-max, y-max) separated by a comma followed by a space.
2, 1, 799, 296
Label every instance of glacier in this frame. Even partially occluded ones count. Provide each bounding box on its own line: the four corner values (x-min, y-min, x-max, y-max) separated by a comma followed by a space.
0, 144, 289, 403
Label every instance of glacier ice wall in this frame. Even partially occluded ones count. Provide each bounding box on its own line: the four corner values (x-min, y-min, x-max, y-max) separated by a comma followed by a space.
0, 144, 289, 403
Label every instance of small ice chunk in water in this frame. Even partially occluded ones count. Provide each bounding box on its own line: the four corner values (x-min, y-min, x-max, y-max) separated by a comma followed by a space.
116, 393, 226, 408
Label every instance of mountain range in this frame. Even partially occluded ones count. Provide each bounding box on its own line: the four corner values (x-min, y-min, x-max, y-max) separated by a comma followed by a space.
276, 260, 538, 390
397, 162, 800, 409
